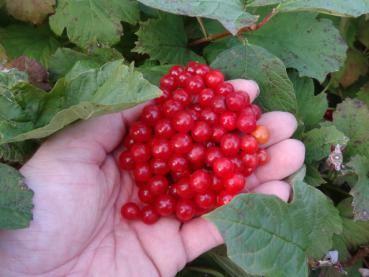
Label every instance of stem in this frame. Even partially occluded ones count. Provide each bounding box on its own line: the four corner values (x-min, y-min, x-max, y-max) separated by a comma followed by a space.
342, 247, 369, 267
187, 266, 225, 277
189, 8, 278, 46
196, 17, 208, 39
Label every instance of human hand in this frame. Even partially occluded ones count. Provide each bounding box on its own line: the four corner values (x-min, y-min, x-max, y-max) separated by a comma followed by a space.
0, 79, 304, 277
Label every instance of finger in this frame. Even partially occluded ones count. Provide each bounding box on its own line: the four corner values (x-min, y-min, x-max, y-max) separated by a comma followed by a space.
257, 112, 298, 147
251, 181, 291, 202
255, 139, 305, 183
227, 79, 260, 102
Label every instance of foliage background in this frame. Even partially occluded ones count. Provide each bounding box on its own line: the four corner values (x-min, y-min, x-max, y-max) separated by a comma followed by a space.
1, 1, 369, 276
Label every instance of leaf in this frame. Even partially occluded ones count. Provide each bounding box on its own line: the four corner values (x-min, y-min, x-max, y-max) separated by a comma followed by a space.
0, 24, 60, 66
347, 155, 369, 221
0, 141, 38, 163
337, 197, 369, 245
211, 44, 297, 113
6, 56, 50, 90
305, 165, 326, 187
358, 18, 369, 48
0, 60, 161, 144
303, 125, 349, 163
5, 0, 55, 25
137, 0, 259, 35
289, 71, 328, 130
357, 82, 369, 107
331, 49, 368, 88
137, 64, 173, 85
246, 12, 347, 81
333, 99, 369, 158
49, 0, 139, 49
0, 163, 33, 229
48, 47, 123, 79
205, 181, 342, 277
133, 14, 205, 65
247, 0, 369, 17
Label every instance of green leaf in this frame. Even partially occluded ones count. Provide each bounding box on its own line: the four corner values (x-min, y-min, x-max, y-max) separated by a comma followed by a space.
0, 163, 33, 229
211, 44, 297, 113
247, 0, 369, 17
205, 181, 342, 277
333, 99, 369, 158
357, 82, 369, 107
49, 0, 139, 49
337, 197, 369, 245
0, 60, 161, 144
134, 14, 205, 65
246, 13, 347, 81
289, 71, 328, 130
305, 165, 326, 187
137, 64, 173, 85
137, 0, 259, 35
5, 0, 55, 25
0, 141, 38, 163
48, 47, 123, 79
347, 155, 369, 221
0, 24, 60, 66
303, 125, 349, 163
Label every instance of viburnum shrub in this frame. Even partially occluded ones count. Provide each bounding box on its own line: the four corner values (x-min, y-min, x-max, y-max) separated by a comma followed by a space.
119, 62, 270, 224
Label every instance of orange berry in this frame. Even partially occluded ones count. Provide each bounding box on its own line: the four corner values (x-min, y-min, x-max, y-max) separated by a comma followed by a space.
251, 125, 270, 144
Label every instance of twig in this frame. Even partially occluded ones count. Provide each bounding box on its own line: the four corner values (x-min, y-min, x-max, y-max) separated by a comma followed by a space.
342, 247, 369, 267
189, 8, 278, 46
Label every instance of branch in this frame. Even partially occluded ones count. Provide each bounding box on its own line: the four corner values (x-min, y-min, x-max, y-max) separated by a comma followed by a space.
342, 247, 369, 267
189, 8, 278, 46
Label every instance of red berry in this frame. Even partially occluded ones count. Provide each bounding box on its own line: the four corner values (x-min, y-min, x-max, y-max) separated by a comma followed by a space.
241, 153, 258, 169
155, 119, 174, 138
141, 104, 161, 126
220, 134, 240, 156
178, 72, 192, 87
172, 89, 191, 106
123, 136, 135, 148
155, 89, 170, 104
224, 173, 245, 194
174, 178, 195, 199
237, 111, 256, 133
213, 157, 235, 178
185, 75, 205, 94
121, 202, 141, 220
199, 88, 215, 107
200, 109, 218, 125
171, 169, 190, 182
160, 74, 177, 91
216, 82, 234, 96
205, 70, 224, 89
195, 64, 210, 77
131, 143, 151, 162
169, 65, 184, 77
148, 176, 169, 195
195, 190, 216, 210
186, 61, 199, 74
211, 125, 226, 142
189, 169, 211, 193
129, 122, 152, 142
187, 107, 200, 121
251, 104, 262, 120
219, 111, 237, 131
191, 121, 211, 142
241, 135, 259, 154
170, 133, 193, 154
150, 158, 170, 175
243, 167, 254, 177
205, 147, 223, 167
211, 96, 227, 113
138, 186, 155, 204
217, 191, 234, 206
172, 111, 194, 133
230, 156, 244, 172
187, 143, 206, 166
225, 92, 248, 112
154, 194, 176, 216
169, 155, 189, 173
133, 162, 152, 182
176, 199, 195, 222
210, 174, 223, 191
141, 206, 160, 224
257, 149, 270, 166
119, 151, 135, 170
151, 139, 172, 160
162, 99, 183, 117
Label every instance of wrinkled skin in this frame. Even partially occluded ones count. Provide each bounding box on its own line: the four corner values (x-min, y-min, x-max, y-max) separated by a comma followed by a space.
0, 80, 305, 277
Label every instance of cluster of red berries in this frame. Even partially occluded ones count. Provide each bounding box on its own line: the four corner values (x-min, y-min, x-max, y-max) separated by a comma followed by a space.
119, 61, 270, 224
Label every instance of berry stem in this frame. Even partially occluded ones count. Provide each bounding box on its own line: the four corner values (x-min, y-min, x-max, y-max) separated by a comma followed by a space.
196, 17, 208, 39
189, 8, 278, 46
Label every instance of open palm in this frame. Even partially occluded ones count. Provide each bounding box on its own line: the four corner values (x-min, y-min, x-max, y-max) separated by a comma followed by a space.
0, 80, 304, 277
